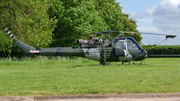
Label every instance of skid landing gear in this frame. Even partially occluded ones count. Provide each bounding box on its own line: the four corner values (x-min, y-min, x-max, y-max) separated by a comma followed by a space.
100, 62, 111, 66
139, 60, 145, 65
122, 61, 131, 65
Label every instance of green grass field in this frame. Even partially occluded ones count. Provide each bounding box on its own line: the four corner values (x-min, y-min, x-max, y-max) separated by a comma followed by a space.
0, 57, 180, 96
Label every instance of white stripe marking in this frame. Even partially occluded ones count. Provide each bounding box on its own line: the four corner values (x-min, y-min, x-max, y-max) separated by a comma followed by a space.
30, 50, 39, 53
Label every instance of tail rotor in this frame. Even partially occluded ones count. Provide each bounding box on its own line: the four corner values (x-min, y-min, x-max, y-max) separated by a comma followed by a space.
4, 28, 17, 40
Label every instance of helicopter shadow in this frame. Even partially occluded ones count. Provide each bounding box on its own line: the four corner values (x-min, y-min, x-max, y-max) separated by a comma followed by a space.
112, 61, 146, 66
67, 62, 145, 69
113, 63, 146, 66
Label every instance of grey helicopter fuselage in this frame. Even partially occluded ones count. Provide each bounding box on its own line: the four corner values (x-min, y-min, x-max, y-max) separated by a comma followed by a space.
5, 28, 147, 64
82, 37, 147, 62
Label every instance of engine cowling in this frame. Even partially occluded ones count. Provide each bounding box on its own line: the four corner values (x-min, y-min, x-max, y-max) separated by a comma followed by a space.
76, 37, 102, 48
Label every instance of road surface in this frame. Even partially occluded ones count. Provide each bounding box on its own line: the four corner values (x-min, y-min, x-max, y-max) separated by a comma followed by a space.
0, 93, 180, 101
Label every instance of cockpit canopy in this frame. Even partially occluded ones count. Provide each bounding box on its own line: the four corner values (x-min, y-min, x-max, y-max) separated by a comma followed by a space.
113, 37, 141, 50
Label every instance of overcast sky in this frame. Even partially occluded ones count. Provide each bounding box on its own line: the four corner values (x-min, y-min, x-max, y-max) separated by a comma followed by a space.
116, 0, 180, 45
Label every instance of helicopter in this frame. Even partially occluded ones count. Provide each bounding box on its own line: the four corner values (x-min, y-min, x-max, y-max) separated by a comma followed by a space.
4, 28, 176, 65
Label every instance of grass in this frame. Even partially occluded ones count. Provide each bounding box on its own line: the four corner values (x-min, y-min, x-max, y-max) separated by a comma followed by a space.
0, 56, 180, 96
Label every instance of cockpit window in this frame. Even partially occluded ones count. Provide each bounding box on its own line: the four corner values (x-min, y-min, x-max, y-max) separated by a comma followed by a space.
115, 40, 126, 50
127, 40, 139, 49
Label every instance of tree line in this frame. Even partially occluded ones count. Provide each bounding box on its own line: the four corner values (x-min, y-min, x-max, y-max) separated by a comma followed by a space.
0, 0, 142, 57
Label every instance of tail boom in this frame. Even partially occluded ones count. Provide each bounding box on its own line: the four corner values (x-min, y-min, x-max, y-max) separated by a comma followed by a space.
29, 47, 85, 57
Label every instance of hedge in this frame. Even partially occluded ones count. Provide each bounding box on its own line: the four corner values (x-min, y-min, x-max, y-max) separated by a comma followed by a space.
142, 45, 180, 57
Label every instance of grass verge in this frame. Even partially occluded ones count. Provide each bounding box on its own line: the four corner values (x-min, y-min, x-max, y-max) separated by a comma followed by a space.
0, 57, 179, 96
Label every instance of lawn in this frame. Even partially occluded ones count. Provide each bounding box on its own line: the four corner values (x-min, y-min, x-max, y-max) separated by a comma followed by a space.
0, 57, 180, 96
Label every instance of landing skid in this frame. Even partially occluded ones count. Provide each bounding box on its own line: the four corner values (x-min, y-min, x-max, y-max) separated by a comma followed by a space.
122, 61, 131, 65
138, 60, 145, 65
122, 61, 145, 65
100, 62, 111, 66
100, 61, 145, 66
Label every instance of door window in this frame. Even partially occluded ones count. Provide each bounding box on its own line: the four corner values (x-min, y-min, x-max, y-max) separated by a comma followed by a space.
115, 40, 126, 50
127, 40, 139, 49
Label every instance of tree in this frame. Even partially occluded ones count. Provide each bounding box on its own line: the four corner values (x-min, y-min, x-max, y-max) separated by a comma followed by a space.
0, 0, 57, 56
49, 0, 108, 47
93, 0, 124, 31
93, 0, 142, 43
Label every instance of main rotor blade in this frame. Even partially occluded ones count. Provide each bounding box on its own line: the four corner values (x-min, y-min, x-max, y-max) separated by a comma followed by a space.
112, 31, 177, 38
32, 30, 177, 45
45, 31, 105, 43
117, 31, 176, 36
94, 31, 105, 35
48, 33, 92, 43
52, 30, 107, 42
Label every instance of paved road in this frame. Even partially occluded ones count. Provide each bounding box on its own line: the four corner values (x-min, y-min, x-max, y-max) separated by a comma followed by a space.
53, 98, 180, 101
0, 93, 180, 101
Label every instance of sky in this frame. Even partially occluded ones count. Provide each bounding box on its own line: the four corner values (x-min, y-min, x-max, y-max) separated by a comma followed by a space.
115, 0, 180, 45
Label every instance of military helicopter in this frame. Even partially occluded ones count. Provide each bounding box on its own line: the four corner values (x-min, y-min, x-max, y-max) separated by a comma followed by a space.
4, 28, 176, 65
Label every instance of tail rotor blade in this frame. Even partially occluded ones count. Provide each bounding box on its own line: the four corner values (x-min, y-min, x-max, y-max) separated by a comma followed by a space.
4, 28, 17, 40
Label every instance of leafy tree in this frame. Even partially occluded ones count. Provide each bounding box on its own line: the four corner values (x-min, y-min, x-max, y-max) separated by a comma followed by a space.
93, 0, 142, 43
0, 0, 143, 57
93, 0, 124, 31
49, 0, 108, 47
0, 0, 57, 56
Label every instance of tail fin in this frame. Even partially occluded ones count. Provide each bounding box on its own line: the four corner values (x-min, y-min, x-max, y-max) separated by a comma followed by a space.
4, 28, 36, 53
16, 40, 36, 53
